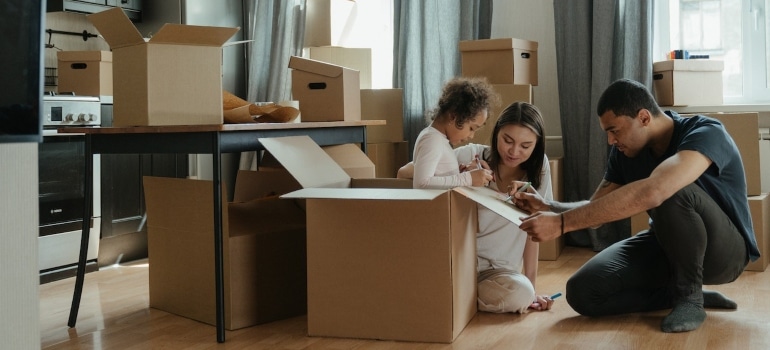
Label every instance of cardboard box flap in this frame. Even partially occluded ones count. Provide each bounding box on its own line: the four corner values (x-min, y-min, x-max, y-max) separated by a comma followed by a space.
653, 59, 724, 72
57, 51, 113, 62
87, 7, 145, 49
282, 187, 446, 200
453, 186, 529, 226
150, 23, 239, 47
459, 38, 538, 52
259, 136, 351, 188
288, 55, 347, 79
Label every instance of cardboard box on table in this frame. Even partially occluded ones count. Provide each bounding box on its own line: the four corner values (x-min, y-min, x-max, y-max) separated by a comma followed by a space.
289, 56, 361, 122
307, 46, 372, 89
87, 7, 239, 126
361, 88, 404, 143
261, 135, 531, 343
461, 84, 532, 146
142, 172, 307, 330
459, 38, 539, 85
653, 59, 724, 106
57, 51, 113, 96
540, 156, 565, 260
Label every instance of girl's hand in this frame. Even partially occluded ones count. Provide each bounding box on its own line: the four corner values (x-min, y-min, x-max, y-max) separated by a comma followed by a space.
529, 294, 556, 311
470, 168, 494, 187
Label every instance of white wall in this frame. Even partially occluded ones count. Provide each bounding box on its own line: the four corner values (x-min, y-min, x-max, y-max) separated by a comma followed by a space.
491, 0, 562, 157
1, 143, 40, 349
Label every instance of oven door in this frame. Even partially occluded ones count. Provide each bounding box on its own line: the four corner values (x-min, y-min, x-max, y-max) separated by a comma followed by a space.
38, 129, 100, 274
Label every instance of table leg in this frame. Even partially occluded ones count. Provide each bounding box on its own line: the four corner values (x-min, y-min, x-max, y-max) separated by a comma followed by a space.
212, 133, 226, 342
68, 134, 93, 327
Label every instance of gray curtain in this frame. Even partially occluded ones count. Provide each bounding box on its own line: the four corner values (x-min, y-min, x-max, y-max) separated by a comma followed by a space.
553, 0, 653, 251
240, 0, 306, 170
393, 0, 492, 159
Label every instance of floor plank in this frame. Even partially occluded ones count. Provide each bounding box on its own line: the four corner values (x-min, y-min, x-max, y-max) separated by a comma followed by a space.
40, 246, 770, 349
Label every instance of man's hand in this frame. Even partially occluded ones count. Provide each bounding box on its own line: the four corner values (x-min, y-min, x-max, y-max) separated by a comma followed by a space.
519, 211, 563, 242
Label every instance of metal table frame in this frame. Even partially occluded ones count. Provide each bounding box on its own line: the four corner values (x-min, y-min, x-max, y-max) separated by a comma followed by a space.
61, 121, 381, 343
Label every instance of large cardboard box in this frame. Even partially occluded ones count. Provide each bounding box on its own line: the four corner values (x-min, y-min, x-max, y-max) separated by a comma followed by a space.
653, 60, 724, 106
142, 173, 307, 330
88, 8, 239, 126
261, 143, 376, 179
304, 0, 357, 47
57, 51, 113, 96
459, 38, 538, 85
746, 194, 769, 272
366, 141, 409, 178
462, 84, 533, 146
361, 89, 404, 143
263, 135, 531, 343
540, 156, 564, 260
289, 56, 361, 122
308, 47, 372, 89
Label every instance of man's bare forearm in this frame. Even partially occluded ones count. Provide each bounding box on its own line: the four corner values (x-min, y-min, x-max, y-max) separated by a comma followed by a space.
548, 200, 590, 213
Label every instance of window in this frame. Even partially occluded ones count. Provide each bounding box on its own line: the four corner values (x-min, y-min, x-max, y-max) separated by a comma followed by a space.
655, 0, 769, 104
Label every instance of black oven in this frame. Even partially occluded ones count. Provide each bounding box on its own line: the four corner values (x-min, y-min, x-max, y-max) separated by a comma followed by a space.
39, 95, 101, 283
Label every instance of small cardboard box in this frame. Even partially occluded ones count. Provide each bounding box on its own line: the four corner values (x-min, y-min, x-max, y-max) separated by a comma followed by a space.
459, 38, 538, 85
361, 88, 404, 143
540, 156, 564, 260
304, 0, 358, 47
88, 8, 239, 126
289, 56, 361, 122
307, 47, 372, 89
263, 135, 532, 343
57, 51, 113, 96
653, 60, 724, 106
366, 141, 409, 178
462, 84, 533, 146
143, 173, 307, 330
746, 194, 769, 272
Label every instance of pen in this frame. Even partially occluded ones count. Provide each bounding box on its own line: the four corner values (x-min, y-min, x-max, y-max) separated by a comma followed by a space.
475, 154, 482, 170
550, 292, 562, 300
502, 182, 531, 202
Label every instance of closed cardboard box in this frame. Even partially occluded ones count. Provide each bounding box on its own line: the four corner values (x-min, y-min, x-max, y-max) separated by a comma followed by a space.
289, 56, 361, 122
143, 173, 307, 330
361, 88, 404, 143
88, 8, 238, 126
57, 51, 113, 96
459, 38, 538, 85
366, 141, 409, 178
304, 0, 357, 47
653, 59, 724, 106
266, 135, 532, 343
746, 194, 769, 272
540, 156, 565, 261
462, 84, 533, 146
308, 46, 372, 89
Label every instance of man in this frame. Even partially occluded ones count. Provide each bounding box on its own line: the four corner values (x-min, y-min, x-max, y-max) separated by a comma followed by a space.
514, 78, 759, 332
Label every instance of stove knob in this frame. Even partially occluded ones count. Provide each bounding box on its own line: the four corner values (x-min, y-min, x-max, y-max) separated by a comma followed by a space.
88, 113, 97, 122
77, 113, 86, 122
64, 113, 74, 122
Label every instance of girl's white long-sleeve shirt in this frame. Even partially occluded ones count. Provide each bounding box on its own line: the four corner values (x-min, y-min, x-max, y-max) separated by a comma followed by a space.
412, 126, 473, 189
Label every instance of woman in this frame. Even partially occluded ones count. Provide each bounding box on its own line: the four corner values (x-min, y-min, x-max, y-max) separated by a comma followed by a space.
399, 101, 556, 313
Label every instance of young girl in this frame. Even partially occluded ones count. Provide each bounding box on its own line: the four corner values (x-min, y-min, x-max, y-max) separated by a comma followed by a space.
400, 101, 556, 313
411, 77, 495, 189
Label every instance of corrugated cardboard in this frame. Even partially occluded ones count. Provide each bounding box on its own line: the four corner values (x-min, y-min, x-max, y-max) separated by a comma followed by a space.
57, 51, 113, 96
361, 88, 404, 143
263, 135, 533, 343
746, 194, 769, 272
289, 56, 361, 122
142, 173, 307, 330
653, 60, 724, 106
462, 84, 533, 146
321, 143, 376, 178
459, 38, 539, 85
366, 141, 409, 178
540, 156, 564, 260
88, 8, 239, 126
308, 47, 372, 89
304, 0, 357, 47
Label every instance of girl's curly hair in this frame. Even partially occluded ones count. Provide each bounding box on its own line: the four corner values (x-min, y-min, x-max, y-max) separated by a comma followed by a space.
428, 77, 499, 129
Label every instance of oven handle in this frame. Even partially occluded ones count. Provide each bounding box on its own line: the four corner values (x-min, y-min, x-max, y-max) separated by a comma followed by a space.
43, 129, 85, 137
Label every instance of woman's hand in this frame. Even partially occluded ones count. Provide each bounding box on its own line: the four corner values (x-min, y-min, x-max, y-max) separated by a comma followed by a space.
507, 181, 549, 213
529, 293, 557, 311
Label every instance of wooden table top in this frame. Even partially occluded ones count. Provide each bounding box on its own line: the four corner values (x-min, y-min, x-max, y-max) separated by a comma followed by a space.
57, 120, 386, 134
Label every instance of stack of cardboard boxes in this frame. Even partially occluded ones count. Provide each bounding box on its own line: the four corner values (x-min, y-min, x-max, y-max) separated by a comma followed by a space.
458, 38, 564, 260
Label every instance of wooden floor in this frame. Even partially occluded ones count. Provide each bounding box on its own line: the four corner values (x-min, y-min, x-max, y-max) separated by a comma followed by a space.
41, 246, 770, 350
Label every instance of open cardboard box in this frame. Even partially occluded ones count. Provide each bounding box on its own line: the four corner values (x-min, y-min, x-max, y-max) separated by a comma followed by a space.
143, 171, 307, 330
260, 136, 530, 343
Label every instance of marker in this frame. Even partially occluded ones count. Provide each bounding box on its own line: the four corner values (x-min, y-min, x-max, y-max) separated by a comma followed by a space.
502, 182, 531, 202
475, 154, 483, 170
550, 292, 562, 300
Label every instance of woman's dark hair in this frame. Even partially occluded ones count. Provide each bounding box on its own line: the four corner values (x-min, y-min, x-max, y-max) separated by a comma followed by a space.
485, 101, 546, 189
596, 78, 663, 118
428, 77, 499, 129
